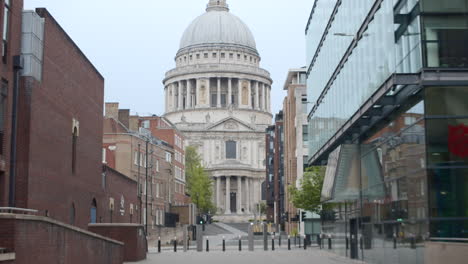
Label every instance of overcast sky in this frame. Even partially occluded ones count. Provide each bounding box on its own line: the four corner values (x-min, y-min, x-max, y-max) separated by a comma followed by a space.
24, 0, 313, 118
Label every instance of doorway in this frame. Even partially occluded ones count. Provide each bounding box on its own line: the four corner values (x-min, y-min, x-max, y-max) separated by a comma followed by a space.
230, 192, 236, 213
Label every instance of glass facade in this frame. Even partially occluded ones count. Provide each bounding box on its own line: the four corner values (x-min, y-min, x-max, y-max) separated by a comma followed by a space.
322, 99, 428, 264
305, 0, 468, 263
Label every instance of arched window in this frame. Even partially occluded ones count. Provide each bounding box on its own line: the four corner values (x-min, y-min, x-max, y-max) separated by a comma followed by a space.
90, 199, 97, 224
70, 203, 76, 225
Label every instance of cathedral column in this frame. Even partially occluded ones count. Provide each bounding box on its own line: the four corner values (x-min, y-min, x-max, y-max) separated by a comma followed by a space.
195, 78, 201, 108
217, 77, 221, 107
262, 83, 266, 111
187, 80, 192, 109
178, 81, 183, 110
206, 78, 211, 107
237, 80, 242, 108
247, 80, 252, 109
172, 83, 177, 112
245, 177, 251, 213
266, 85, 270, 112
225, 176, 231, 214
164, 86, 168, 112
216, 177, 221, 209
237, 176, 242, 214
254, 81, 260, 110
228, 78, 232, 106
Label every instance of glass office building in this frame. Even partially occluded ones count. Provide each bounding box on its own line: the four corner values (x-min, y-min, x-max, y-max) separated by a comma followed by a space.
306, 0, 468, 263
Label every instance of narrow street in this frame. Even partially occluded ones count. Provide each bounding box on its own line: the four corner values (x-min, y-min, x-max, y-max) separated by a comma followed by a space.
131, 250, 363, 264
127, 223, 363, 264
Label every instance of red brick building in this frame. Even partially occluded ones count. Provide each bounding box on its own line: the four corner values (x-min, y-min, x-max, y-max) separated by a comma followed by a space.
139, 116, 188, 205
0, 7, 145, 264
0, 0, 24, 208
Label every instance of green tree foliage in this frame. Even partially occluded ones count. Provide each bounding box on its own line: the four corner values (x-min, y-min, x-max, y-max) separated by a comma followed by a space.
185, 146, 215, 214
185, 146, 202, 185
288, 166, 328, 214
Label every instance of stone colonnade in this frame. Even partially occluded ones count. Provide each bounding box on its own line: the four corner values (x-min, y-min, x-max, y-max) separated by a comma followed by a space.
165, 77, 271, 113
214, 176, 258, 215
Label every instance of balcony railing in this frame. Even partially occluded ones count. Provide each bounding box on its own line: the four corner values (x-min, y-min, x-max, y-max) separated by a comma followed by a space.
165, 63, 271, 80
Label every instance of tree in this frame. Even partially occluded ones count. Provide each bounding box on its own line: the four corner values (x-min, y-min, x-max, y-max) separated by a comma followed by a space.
185, 146, 202, 185
288, 166, 330, 214
185, 146, 215, 214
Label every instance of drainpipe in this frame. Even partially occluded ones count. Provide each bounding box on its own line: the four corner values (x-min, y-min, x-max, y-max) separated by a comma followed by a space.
8, 55, 23, 207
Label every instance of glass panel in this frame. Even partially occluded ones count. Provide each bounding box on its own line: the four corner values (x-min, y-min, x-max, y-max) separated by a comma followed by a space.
425, 86, 468, 116
423, 16, 468, 67
428, 168, 468, 238
426, 118, 468, 166
421, 0, 468, 12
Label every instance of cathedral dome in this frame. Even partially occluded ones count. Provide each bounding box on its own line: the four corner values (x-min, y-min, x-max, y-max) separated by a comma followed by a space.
179, 0, 257, 52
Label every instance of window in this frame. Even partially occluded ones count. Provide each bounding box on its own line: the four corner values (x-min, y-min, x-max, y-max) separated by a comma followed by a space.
244, 55, 247, 60
196, 54, 200, 59
204, 53, 208, 58
166, 152, 172, 163
237, 54, 241, 60
142, 120, 150, 129
226, 141, 237, 159
404, 116, 417, 125
70, 203, 76, 225
72, 126, 78, 174
156, 159, 159, 172
229, 53, 234, 59
102, 148, 106, 163
90, 199, 97, 224
189, 55, 193, 60
0, 80, 7, 155
134, 151, 138, 165
212, 53, 217, 58
2, 0, 10, 62
221, 53, 225, 58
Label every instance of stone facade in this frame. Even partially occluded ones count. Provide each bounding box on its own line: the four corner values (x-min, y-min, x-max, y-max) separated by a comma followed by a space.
163, 0, 272, 222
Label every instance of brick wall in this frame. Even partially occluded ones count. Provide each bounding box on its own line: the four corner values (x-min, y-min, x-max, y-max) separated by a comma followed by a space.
0, 214, 124, 264
89, 224, 146, 262
15, 8, 105, 229
102, 165, 139, 224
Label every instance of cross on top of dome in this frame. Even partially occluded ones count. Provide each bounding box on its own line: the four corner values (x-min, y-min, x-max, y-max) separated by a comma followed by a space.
206, 0, 229, 12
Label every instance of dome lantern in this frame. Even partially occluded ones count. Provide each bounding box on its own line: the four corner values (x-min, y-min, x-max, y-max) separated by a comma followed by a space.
206, 0, 229, 12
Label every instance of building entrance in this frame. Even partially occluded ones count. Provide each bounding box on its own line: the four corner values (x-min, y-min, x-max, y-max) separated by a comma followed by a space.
230, 192, 236, 213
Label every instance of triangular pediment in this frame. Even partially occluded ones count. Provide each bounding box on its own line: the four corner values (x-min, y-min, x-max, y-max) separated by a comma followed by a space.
206, 117, 255, 132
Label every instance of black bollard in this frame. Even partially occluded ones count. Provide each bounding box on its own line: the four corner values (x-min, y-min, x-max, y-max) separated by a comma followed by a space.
360, 237, 363, 250
239, 236, 242, 251
158, 237, 161, 253
317, 235, 321, 249
393, 237, 397, 249
174, 238, 177, 252
328, 238, 332, 250
411, 237, 416, 249
279, 234, 282, 247
206, 239, 209, 252
223, 237, 226, 252
272, 238, 275, 251
304, 237, 307, 250
346, 237, 349, 250
298, 235, 301, 248
288, 236, 291, 250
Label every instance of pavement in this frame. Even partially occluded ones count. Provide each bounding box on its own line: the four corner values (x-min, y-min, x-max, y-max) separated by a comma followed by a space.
127, 249, 365, 264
